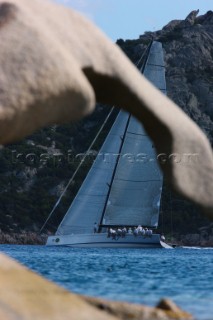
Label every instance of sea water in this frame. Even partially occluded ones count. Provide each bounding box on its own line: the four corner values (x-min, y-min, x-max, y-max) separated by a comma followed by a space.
0, 245, 213, 320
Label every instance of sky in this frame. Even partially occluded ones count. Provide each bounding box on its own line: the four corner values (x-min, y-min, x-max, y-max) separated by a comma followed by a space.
53, 0, 212, 41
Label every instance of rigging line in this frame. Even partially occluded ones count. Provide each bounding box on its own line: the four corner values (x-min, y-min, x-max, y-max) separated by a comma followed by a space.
140, 39, 153, 73
135, 45, 148, 68
159, 177, 164, 235
169, 187, 174, 242
39, 106, 115, 233
135, 38, 153, 69
98, 114, 132, 232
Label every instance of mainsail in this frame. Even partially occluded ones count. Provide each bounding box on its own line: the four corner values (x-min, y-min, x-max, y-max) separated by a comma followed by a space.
56, 41, 166, 235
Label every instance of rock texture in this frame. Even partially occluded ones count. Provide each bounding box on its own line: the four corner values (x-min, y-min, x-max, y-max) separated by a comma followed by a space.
175, 223, 213, 246
0, 253, 193, 320
0, 231, 46, 244
138, 10, 213, 145
0, 253, 116, 320
159, 11, 213, 145
84, 296, 193, 320
0, 0, 212, 218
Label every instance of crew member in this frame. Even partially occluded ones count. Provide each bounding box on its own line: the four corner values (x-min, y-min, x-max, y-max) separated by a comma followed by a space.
94, 222, 98, 233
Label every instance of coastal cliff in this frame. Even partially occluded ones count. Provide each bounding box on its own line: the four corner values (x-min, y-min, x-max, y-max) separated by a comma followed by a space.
119, 10, 213, 143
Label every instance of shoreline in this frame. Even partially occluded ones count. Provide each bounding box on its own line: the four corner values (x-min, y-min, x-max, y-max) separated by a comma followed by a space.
0, 232, 213, 247
0, 232, 47, 245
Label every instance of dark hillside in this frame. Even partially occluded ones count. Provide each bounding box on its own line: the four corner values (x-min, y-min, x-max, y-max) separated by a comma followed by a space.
0, 105, 119, 234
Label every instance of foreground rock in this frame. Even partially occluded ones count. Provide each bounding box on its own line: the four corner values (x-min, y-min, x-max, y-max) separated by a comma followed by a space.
0, 0, 212, 218
85, 296, 193, 320
0, 253, 192, 320
0, 253, 115, 320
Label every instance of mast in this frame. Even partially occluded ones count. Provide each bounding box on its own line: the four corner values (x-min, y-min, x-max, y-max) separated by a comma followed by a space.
101, 41, 166, 228
98, 41, 153, 231
98, 115, 131, 231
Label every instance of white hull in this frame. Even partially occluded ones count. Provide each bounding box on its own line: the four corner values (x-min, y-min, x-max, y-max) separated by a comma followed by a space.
46, 233, 172, 248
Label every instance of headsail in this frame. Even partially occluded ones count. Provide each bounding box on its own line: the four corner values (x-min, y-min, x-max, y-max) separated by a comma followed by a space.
56, 41, 166, 235
56, 111, 129, 235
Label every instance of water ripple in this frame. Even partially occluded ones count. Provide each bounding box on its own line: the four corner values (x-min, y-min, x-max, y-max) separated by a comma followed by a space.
0, 245, 213, 320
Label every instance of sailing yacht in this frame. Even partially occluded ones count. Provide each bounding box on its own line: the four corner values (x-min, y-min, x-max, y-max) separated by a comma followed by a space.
46, 41, 171, 248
